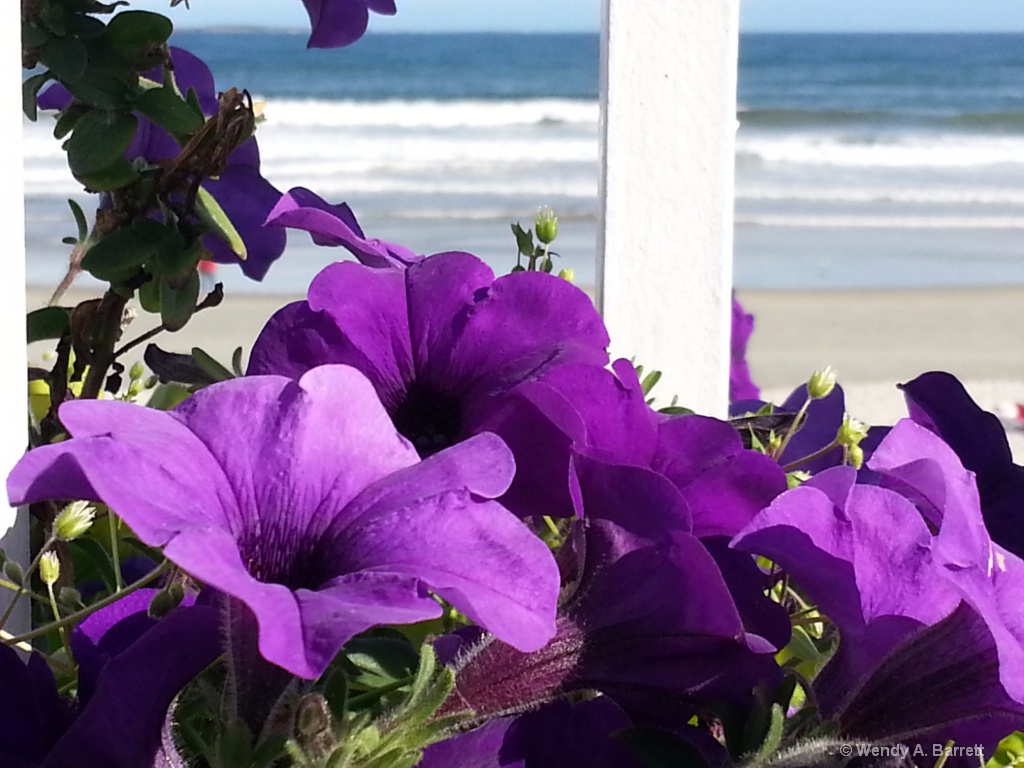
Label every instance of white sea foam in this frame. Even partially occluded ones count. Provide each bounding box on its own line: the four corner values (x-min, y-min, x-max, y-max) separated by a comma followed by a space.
736, 214, 1024, 229
737, 132, 1024, 169
737, 186, 1024, 205
258, 98, 599, 130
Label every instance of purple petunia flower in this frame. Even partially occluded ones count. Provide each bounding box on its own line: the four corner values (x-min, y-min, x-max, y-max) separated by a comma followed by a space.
421, 459, 784, 766
0, 589, 220, 768
900, 370, 1024, 559
7, 366, 559, 683
265, 187, 422, 269
730, 293, 759, 402
732, 419, 1024, 757
38, 48, 285, 281
300, 0, 397, 48
248, 252, 610, 516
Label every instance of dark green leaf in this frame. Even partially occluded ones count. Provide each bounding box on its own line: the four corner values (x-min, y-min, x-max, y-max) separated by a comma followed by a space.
344, 633, 419, 690
658, 405, 695, 416
81, 219, 168, 281
66, 110, 137, 177
144, 344, 217, 387
22, 23, 51, 48
75, 158, 139, 192
231, 346, 244, 377
67, 198, 88, 240
144, 382, 191, 411
160, 271, 200, 332
27, 307, 71, 344
64, 70, 133, 110
135, 86, 203, 135
69, 536, 115, 594
40, 36, 88, 83
54, 102, 91, 140
104, 11, 173, 59
22, 72, 52, 121
66, 14, 107, 39
511, 222, 534, 258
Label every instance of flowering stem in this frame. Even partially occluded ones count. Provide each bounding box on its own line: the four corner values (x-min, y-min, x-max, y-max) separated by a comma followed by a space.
0, 534, 56, 632
771, 395, 812, 461
45, 580, 69, 650
780, 438, 841, 473
0, 578, 51, 606
108, 512, 124, 592
1, 559, 171, 646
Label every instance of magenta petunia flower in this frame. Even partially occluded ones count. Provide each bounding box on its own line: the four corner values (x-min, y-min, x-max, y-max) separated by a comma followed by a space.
8, 366, 559, 682
733, 419, 1024, 753
39, 48, 285, 281
300, 0, 397, 48
265, 187, 422, 270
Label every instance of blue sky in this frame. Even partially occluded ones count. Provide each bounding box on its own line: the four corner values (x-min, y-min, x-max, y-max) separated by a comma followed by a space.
153, 0, 1024, 33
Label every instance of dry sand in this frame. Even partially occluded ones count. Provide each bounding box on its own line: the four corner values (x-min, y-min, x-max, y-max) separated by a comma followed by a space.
27, 283, 1024, 457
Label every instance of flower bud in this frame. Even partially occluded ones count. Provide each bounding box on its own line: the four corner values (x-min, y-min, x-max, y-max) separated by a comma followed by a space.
786, 470, 811, 489
534, 206, 558, 244
39, 551, 60, 587
129, 361, 146, 381
807, 365, 837, 400
558, 267, 574, 283
847, 444, 865, 470
837, 414, 869, 447
3, 560, 23, 587
54, 500, 96, 541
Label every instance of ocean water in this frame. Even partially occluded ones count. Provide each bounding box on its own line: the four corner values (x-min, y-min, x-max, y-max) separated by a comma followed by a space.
22, 32, 1024, 293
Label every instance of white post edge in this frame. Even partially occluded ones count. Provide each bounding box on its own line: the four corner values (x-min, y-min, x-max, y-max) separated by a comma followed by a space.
597, 0, 739, 416
2, 5, 30, 635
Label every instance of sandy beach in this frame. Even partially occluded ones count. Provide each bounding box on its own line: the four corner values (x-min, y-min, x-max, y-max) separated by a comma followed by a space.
27, 283, 1024, 457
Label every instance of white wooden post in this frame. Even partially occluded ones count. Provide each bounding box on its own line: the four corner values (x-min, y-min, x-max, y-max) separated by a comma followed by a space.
598, 0, 739, 416
1, 4, 29, 634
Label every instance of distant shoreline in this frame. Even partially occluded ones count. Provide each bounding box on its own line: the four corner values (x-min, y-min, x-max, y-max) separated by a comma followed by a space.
172, 28, 1024, 37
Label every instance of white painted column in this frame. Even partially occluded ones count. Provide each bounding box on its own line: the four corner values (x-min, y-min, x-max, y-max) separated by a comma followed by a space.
1, 6, 29, 634
598, 0, 739, 416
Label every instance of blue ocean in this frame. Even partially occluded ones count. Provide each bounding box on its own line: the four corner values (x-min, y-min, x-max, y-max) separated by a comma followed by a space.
22, 32, 1024, 292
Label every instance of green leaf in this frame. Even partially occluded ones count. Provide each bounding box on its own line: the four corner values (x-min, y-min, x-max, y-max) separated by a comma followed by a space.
231, 346, 245, 377
190, 347, 235, 382
134, 86, 204, 135
64, 70, 133, 110
81, 219, 168, 281
104, 11, 173, 57
27, 306, 71, 344
344, 633, 419, 690
145, 382, 191, 411
195, 186, 247, 260
66, 110, 137, 177
988, 732, 1024, 768
22, 72, 52, 121
40, 35, 88, 83
67, 198, 89, 241
75, 158, 139, 192
138, 275, 161, 313
639, 369, 662, 396
22, 23, 51, 48
511, 222, 534, 258
53, 102, 90, 140
160, 271, 200, 332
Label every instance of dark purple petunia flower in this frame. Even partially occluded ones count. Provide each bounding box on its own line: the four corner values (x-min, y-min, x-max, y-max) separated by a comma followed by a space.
502, 358, 788, 533
900, 370, 1024, 559
265, 187, 421, 269
733, 419, 1024, 756
38, 48, 285, 281
0, 589, 220, 768
301, 0, 397, 48
731, 293, 759, 402
248, 252, 610, 516
421, 460, 783, 767
8, 366, 559, 681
